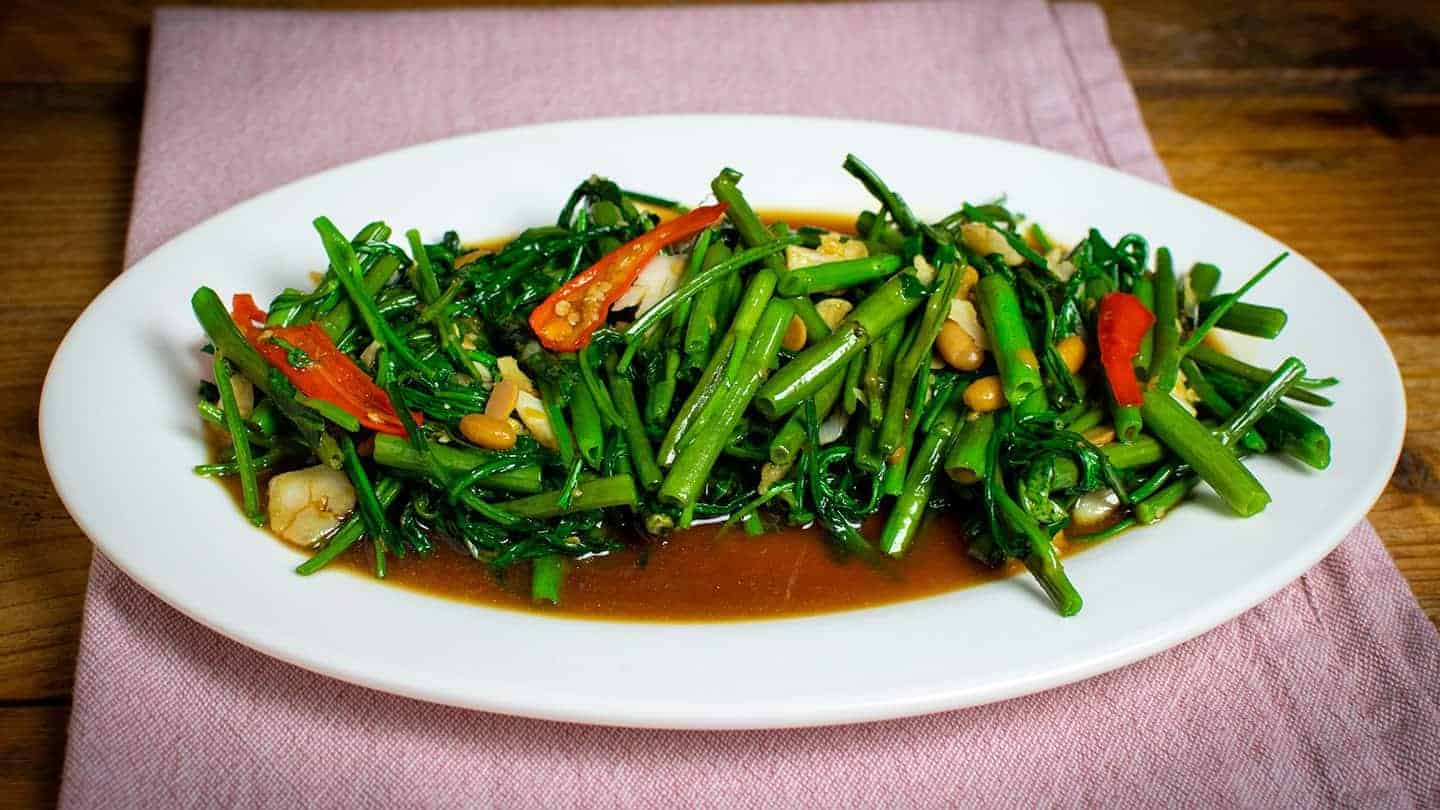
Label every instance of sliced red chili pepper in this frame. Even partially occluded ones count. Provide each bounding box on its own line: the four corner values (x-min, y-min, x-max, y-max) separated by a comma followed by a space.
230, 294, 416, 436
529, 203, 729, 351
1097, 292, 1156, 407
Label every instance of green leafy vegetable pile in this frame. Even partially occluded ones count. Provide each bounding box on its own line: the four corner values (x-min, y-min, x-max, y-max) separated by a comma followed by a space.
191, 158, 1335, 615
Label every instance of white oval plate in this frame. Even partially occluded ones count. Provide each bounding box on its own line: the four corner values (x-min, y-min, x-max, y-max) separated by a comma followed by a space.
42, 116, 1404, 729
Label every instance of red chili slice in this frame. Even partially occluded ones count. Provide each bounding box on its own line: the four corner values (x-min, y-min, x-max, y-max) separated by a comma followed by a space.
529, 203, 728, 351
230, 294, 416, 436
1097, 292, 1156, 407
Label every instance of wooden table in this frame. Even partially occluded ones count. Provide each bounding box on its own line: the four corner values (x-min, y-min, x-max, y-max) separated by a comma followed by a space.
3, 1, 1437, 805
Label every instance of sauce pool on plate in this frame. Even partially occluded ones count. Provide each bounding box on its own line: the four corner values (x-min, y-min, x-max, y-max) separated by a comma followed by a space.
328, 511, 1030, 621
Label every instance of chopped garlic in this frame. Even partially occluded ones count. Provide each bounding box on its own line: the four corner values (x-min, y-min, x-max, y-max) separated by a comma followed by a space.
818, 232, 867, 259
1040, 245, 1077, 281
960, 222, 1025, 266
485, 378, 521, 420
514, 389, 557, 449
785, 233, 867, 272
360, 340, 382, 370
947, 299, 990, 350
497, 356, 537, 395
913, 255, 937, 285
819, 409, 849, 445
267, 465, 356, 547
229, 375, 254, 419
1170, 368, 1199, 416
1071, 488, 1120, 535
785, 245, 829, 270
1182, 274, 1200, 316
815, 297, 854, 329
612, 253, 684, 315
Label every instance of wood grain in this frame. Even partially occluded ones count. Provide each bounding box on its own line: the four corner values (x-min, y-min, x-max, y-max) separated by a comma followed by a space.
0, 706, 70, 810
2, 1, 1437, 805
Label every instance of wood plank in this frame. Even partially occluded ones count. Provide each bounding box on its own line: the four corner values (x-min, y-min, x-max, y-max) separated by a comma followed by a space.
0, 80, 136, 703
1105, 1, 1440, 72
0, 705, 69, 810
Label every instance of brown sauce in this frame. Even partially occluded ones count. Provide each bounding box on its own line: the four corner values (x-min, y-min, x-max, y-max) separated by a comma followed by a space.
221, 210, 1084, 621
328, 513, 1029, 621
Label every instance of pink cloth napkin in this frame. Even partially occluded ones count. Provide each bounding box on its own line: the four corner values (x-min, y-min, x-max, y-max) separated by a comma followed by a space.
62, 3, 1440, 806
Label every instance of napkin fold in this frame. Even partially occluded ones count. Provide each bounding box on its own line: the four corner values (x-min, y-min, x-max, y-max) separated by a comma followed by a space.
64, 3, 1440, 807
